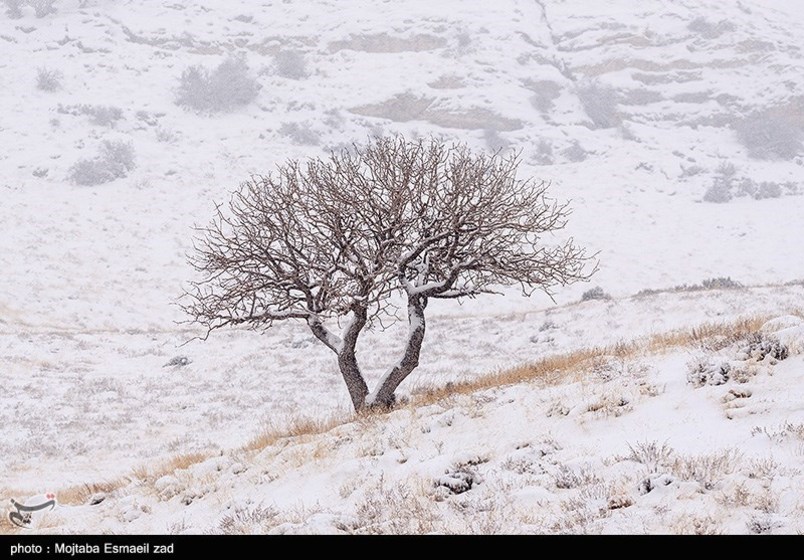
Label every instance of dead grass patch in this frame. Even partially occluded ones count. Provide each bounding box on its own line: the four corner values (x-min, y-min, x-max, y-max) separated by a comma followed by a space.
241, 414, 347, 453
57, 480, 123, 506
132, 452, 209, 485
413, 315, 771, 408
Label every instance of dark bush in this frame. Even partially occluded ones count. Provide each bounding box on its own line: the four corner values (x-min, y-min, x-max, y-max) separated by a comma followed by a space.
176, 56, 261, 113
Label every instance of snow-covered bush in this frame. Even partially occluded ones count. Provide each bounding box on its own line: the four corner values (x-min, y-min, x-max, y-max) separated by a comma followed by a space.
687, 17, 735, 39
736, 332, 788, 362
176, 56, 261, 113
562, 141, 588, 163
703, 178, 732, 203
57, 104, 124, 127
700, 277, 742, 290
734, 108, 803, 160
755, 181, 782, 199
669, 449, 740, 491
28, 0, 56, 17
217, 505, 279, 534
483, 129, 509, 152
703, 162, 736, 203
577, 80, 620, 129
4, 0, 22, 17
274, 50, 308, 80
5, 0, 56, 17
279, 122, 319, 145
703, 161, 791, 202
36, 67, 62, 91
581, 286, 611, 302
534, 139, 553, 165
687, 358, 731, 387
68, 140, 136, 186
553, 464, 602, 490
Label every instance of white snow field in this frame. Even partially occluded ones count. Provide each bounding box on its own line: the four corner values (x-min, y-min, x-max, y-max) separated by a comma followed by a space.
1, 0, 803, 534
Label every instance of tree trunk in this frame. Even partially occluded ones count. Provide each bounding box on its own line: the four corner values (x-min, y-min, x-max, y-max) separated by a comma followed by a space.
338, 351, 369, 411
367, 296, 426, 408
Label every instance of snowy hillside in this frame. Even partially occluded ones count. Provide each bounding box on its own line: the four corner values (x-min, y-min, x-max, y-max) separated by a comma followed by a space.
1, 0, 803, 534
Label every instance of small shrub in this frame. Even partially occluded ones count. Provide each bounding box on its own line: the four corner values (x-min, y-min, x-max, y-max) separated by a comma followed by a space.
218, 505, 279, 534
562, 141, 588, 163
755, 181, 782, 199
483, 129, 509, 152
670, 449, 740, 490
538, 319, 556, 332
279, 122, 319, 146
687, 17, 735, 39
624, 440, 674, 472
679, 164, 705, 178
5, 0, 57, 17
737, 332, 788, 362
4, 0, 23, 18
155, 127, 177, 143
68, 140, 136, 186
746, 515, 782, 535
274, 50, 308, 80
28, 0, 57, 17
687, 358, 730, 387
36, 67, 62, 91
581, 286, 611, 302
577, 80, 620, 129
700, 277, 742, 290
87, 106, 123, 127
57, 104, 124, 127
176, 56, 261, 113
734, 109, 803, 160
553, 464, 601, 489
703, 180, 732, 203
534, 139, 553, 165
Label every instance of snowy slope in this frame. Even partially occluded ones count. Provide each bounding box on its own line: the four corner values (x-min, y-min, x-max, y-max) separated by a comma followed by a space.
1, 0, 803, 534
5, 312, 804, 534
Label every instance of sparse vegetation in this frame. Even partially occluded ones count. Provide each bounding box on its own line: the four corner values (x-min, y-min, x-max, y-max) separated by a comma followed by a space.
68, 140, 136, 186
581, 286, 611, 302
57, 104, 124, 127
687, 17, 735, 39
279, 122, 319, 145
553, 464, 601, 489
274, 50, 309, 79
670, 449, 741, 490
635, 277, 744, 298
36, 67, 62, 91
577, 80, 620, 129
561, 141, 588, 163
5, 0, 57, 18
736, 332, 789, 362
703, 162, 792, 203
28, 0, 56, 17
734, 105, 804, 160
176, 56, 261, 113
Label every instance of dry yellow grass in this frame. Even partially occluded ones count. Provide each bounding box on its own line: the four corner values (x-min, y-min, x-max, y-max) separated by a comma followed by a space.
412, 314, 771, 406
132, 452, 209, 485
241, 414, 347, 452
57, 480, 124, 506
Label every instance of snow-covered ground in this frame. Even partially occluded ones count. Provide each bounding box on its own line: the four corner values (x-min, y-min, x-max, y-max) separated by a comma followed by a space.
1, 0, 803, 534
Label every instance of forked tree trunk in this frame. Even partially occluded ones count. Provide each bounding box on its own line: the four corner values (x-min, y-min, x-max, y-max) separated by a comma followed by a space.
338, 351, 369, 411
365, 296, 426, 409
309, 298, 427, 412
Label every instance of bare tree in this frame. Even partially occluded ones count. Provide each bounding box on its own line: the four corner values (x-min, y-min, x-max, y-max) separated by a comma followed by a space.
184, 136, 594, 411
